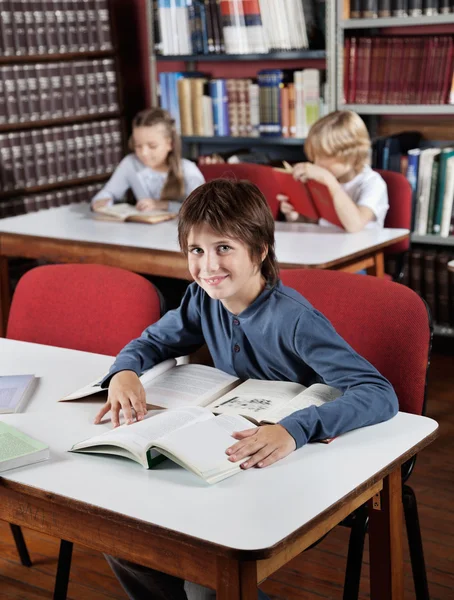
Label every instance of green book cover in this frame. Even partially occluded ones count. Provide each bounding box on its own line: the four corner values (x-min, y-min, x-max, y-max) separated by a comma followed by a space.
0, 421, 49, 472
433, 148, 454, 234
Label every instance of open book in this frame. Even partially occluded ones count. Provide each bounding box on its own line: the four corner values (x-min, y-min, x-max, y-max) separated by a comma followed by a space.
62, 358, 341, 424
0, 374, 37, 414
93, 202, 177, 224
274, 167, 344, 228
70, 407, 255, 484
0, 421, 49, 472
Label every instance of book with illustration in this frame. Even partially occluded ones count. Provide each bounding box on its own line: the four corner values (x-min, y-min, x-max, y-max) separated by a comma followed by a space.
93, 202, 177, 224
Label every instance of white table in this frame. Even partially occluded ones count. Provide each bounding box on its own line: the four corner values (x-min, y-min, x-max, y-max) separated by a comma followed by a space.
0, 204, 409, 333
0, 339, 438, 599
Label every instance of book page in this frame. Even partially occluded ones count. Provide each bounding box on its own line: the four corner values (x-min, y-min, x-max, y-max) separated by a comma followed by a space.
145, 364, 239, 409
0, 421, 48, 463
71, 407, 213, 463
263, 384, 342, 423
155, 413, 255, 482
205, 379, 304, 421
0, 375, 36, 414
96, 202, 138, 220
60, 358, 177, 401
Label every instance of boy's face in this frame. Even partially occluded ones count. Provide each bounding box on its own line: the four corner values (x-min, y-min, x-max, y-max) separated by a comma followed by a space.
132, 125, 172, 171
314, 156, 355, 182
187, 224, 265, 315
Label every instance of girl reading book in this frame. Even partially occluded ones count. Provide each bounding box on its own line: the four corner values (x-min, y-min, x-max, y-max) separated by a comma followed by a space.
91, 107, 205, 214
93, 179, 398, 600
279, 110, 389, 233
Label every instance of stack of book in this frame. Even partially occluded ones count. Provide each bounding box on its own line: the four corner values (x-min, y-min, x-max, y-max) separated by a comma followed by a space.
349, 0, 450, 18
159, 68, 325, 138
344, 35, 454, 105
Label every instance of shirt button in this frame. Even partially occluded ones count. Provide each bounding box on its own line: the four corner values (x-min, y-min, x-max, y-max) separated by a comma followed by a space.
234, 344, 240, 353
233, 319, 240, 326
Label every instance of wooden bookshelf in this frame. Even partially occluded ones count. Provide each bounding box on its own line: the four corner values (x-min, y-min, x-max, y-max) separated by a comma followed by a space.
0, 174, 112, 201
156, 51, 327, 62
182, 136, 306, 147
0, 50, 115, 65
0, 112, 121, 133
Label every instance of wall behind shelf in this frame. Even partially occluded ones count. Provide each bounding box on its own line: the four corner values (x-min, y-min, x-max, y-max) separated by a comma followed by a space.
378, 116, 454, 141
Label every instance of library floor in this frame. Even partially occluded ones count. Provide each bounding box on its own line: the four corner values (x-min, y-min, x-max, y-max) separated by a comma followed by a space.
0, 342, 453, 600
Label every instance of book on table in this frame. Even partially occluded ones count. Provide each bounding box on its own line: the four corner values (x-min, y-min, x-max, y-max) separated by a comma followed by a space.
0, 374, 37, 414
0, 421, 49, 473
93, 202, 177, 224
67, 360, 341, 483
274, 167, 344, 228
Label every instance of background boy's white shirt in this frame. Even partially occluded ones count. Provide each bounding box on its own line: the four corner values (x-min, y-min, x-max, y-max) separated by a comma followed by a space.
319, 165, 389, 230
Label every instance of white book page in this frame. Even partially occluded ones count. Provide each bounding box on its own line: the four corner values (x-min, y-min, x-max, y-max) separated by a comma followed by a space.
71, 407, 212, 461
155, 413, 256, 480
0, 375, 36, 414
145, 364, 239, 409
264, 384, 342, 423
60, 359, 177, 401
98, 203, 138, 219
206, 379, 304, 421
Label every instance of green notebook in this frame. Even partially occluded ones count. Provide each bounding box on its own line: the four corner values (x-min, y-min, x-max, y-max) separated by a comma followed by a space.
0, 421, 49, 473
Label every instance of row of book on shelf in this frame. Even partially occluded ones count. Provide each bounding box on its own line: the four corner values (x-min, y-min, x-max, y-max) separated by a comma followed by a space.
0, 119, 122, 192
349, 0, 452, 18
388, 248, 454, 328
159, 69, 325, 138
0, 59, 119, 125
0, 182, 103, 219
153, 0, 322, 56
344, 35, 454, 105
0, 0, 112, 56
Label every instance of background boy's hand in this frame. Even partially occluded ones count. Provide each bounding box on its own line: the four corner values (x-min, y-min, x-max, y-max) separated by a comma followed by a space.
226, 424, 296, 469
136, 198, 168, 212
277, 194, 300, 222
91, 198, 111, 212
293, 162, 336, 187
94, 371, 147, 427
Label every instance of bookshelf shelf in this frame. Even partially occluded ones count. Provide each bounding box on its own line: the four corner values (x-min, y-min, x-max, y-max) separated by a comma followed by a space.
182, 136, 306, 146
0, 50, 116, 65
0, 174, 112, 201
411, 234, 454, 247
0, 112, 122, 133
341, 14, 454, 29
339, 104, 454, 115
156, 50, 326, 62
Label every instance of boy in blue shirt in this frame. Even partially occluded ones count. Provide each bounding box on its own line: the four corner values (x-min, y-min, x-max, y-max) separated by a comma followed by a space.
96, 179, 398, 600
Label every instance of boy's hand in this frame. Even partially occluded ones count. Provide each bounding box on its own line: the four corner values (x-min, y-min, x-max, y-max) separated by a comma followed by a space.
226, 424, 296, 469
293, 162, 336, 187
91, 198, 111, 212
136, 198, 169, 212
277, 194, 300, 222
94, 371, 147, 427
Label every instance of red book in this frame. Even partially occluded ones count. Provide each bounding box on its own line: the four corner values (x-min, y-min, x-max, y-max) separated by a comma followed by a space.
273, 169, 344, 228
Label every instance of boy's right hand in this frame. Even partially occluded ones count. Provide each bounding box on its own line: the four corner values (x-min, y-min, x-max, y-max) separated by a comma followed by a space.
94, 371, 147, 427
91, 198, 111, 212
277, 194, 300, 222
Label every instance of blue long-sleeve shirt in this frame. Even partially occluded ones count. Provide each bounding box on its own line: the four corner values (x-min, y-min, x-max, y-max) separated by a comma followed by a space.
102, 281, 398, 448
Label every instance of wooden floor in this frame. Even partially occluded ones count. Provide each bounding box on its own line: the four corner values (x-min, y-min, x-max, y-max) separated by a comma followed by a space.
1, 344, 453, 600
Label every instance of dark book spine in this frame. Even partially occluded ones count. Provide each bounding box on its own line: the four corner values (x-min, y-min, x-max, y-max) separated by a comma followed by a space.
109, 119, 123, 166
33, 0, 48, 54
85, 0, 99, 50
63, 0, 80, 52
31, 129, 49, 186
392, 0, 408, 16
14, 65, 32, 123
3, 66, 19, 123
43, 0, 60, 53
435, 252, 451, 325
0, 70, 6, 124
10, 133, 26, 188
20, 130, 38, 187
81, 123, 96, 176
23, 0, 39, 55
204, 0, 215, 54
99, 120, 114, 171
423, 251, 437, 323
85, 62, 100, 114
75, 0, 90, 50
73, 124, 87, 178
103, 59, 119, 112
64, 126, 79, 179
42, 128, 58, 183
73, 61, 88, 116
11, 0, 28, 55
94, 0, 113, 50
24, 65, 41, 121
408, 0, 423, 14
439, 0, 450, 12
93, 59, 110, 113
36, 64, 54, 120
423, 0, 439, 14
90, 122, 105, 174
378, 0, 392, 15
48, 64, 64, 118
362, 0, 379, 17
0, 0, 15, 56
53, 127, 68, 182
350, 0, 362, 16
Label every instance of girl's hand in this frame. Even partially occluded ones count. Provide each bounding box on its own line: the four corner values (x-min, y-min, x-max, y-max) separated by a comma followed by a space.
226, 424, 296, 469
94, 371, 147, 427
293, 162, 335, 187
91, 198, 111, 212
136, 198, 169, 212
277, 194, 300, 222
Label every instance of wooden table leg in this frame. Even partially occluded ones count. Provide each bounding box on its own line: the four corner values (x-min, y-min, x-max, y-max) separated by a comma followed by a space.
0, 256, 11, 337
366, 251, 385, 278
217, 557, 257, 599
368, 469, 404, 600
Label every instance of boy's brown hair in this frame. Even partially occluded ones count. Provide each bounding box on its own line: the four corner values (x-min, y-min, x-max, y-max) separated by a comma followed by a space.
304, 110, 371, 175
129, 107, 184, 201
178, 179, 279, 286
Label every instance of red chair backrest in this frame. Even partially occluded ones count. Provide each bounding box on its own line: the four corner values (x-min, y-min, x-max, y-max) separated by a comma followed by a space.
280, 269, 430, 416
375, 169, 412, 255
199, 163, 280, 218
7, 264, 161, 356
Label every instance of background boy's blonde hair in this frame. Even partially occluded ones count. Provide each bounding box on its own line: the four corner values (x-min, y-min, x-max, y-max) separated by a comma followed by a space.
304, 110, 371, 174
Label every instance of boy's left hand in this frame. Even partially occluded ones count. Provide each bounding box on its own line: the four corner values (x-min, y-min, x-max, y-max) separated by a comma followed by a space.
293, 162, 336, 188
226, 424, 296, 469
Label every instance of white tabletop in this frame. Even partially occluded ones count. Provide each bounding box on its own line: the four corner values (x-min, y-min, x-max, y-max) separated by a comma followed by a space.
0, 204, 409, 267
0, 339, 437, 552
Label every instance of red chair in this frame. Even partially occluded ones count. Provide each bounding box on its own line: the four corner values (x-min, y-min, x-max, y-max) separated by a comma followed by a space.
199, 162, 281, 218
6, 263, 162, 599
280, 268, 431, 600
